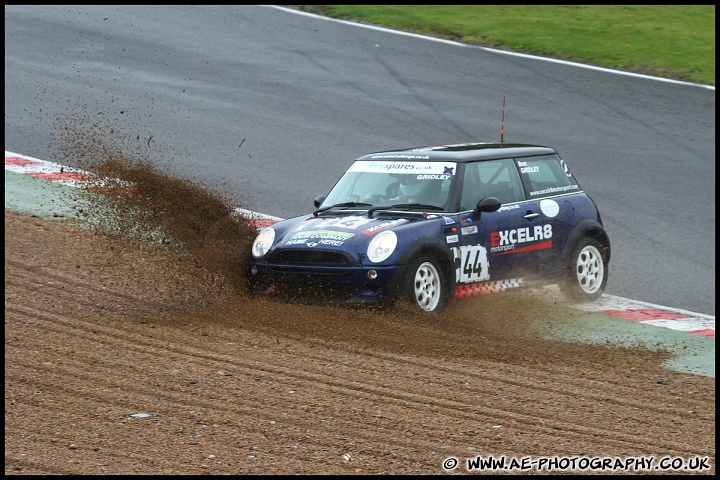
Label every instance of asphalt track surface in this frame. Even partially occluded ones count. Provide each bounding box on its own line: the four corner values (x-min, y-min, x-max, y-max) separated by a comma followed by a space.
4, 150, 716, 378
4, 5, 715, 318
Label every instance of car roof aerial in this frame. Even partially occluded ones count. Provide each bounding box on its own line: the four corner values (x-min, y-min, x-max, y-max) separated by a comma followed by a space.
357, 142, 557, 163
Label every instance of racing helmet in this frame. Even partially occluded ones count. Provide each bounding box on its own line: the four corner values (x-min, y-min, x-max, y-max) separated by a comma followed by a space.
399, 175, 424, 197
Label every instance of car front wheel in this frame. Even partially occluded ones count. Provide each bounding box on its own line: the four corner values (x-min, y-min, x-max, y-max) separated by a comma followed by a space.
405, 255, 445, 313
561, 237, 608, 302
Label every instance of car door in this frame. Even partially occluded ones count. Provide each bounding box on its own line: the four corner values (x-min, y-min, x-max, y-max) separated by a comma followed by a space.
454, 158, 546, 288
516, 155, 583, 273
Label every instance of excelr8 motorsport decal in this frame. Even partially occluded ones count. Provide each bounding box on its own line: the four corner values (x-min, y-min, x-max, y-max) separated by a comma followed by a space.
491, 224, 553, 254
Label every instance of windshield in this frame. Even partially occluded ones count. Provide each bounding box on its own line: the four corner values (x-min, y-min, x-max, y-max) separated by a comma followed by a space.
321, 160, 457, 212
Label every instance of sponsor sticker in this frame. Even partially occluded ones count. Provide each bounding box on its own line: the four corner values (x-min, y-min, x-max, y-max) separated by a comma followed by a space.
349, 160, 457, 175
560, 159, 572, 176
286, 229, 355, 247
540, 199, 560, 218
490, 224, 553, 254
362, 218, 408, 235
296, 215, 373, 232
499, 204, 520, 211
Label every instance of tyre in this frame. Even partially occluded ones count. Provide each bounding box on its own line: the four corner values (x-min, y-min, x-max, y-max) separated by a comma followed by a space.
405, 255, 446, 313
561, 237, 608, 302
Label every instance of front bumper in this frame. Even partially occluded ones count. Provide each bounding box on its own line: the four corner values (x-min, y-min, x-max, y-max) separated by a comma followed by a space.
247, 261, 406, 307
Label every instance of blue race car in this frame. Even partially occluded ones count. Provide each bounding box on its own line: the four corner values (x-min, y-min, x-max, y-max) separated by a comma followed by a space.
247, 142, 610, 313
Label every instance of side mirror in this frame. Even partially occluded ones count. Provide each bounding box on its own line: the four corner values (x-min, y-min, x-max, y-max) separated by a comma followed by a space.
314, 194, 327, 208
470, 196, 501, 221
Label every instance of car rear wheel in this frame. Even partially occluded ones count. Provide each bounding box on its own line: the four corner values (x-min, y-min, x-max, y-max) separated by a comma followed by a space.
406, 255, 445, 313
561, 237, 607, 302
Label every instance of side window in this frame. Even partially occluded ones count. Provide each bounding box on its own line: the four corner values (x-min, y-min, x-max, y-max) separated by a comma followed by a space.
460, 158, 525, 210
518, 156, 581, 199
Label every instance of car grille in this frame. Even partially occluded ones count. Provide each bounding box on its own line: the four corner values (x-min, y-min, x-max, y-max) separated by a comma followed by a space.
268, 249, 356, 266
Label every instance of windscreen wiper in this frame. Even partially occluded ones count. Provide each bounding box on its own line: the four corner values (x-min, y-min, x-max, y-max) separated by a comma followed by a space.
313, 202, 372, 216
367, 203, 444, 216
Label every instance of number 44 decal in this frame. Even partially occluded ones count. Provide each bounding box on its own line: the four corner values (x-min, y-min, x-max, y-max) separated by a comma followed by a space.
453, 245, 490, 283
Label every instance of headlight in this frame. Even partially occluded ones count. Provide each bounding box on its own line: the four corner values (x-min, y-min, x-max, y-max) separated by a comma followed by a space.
367, 230, 397, 263
251, 227, 275, 258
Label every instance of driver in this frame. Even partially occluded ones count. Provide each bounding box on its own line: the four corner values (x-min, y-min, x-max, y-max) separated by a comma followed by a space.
390, 175, 438, 204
